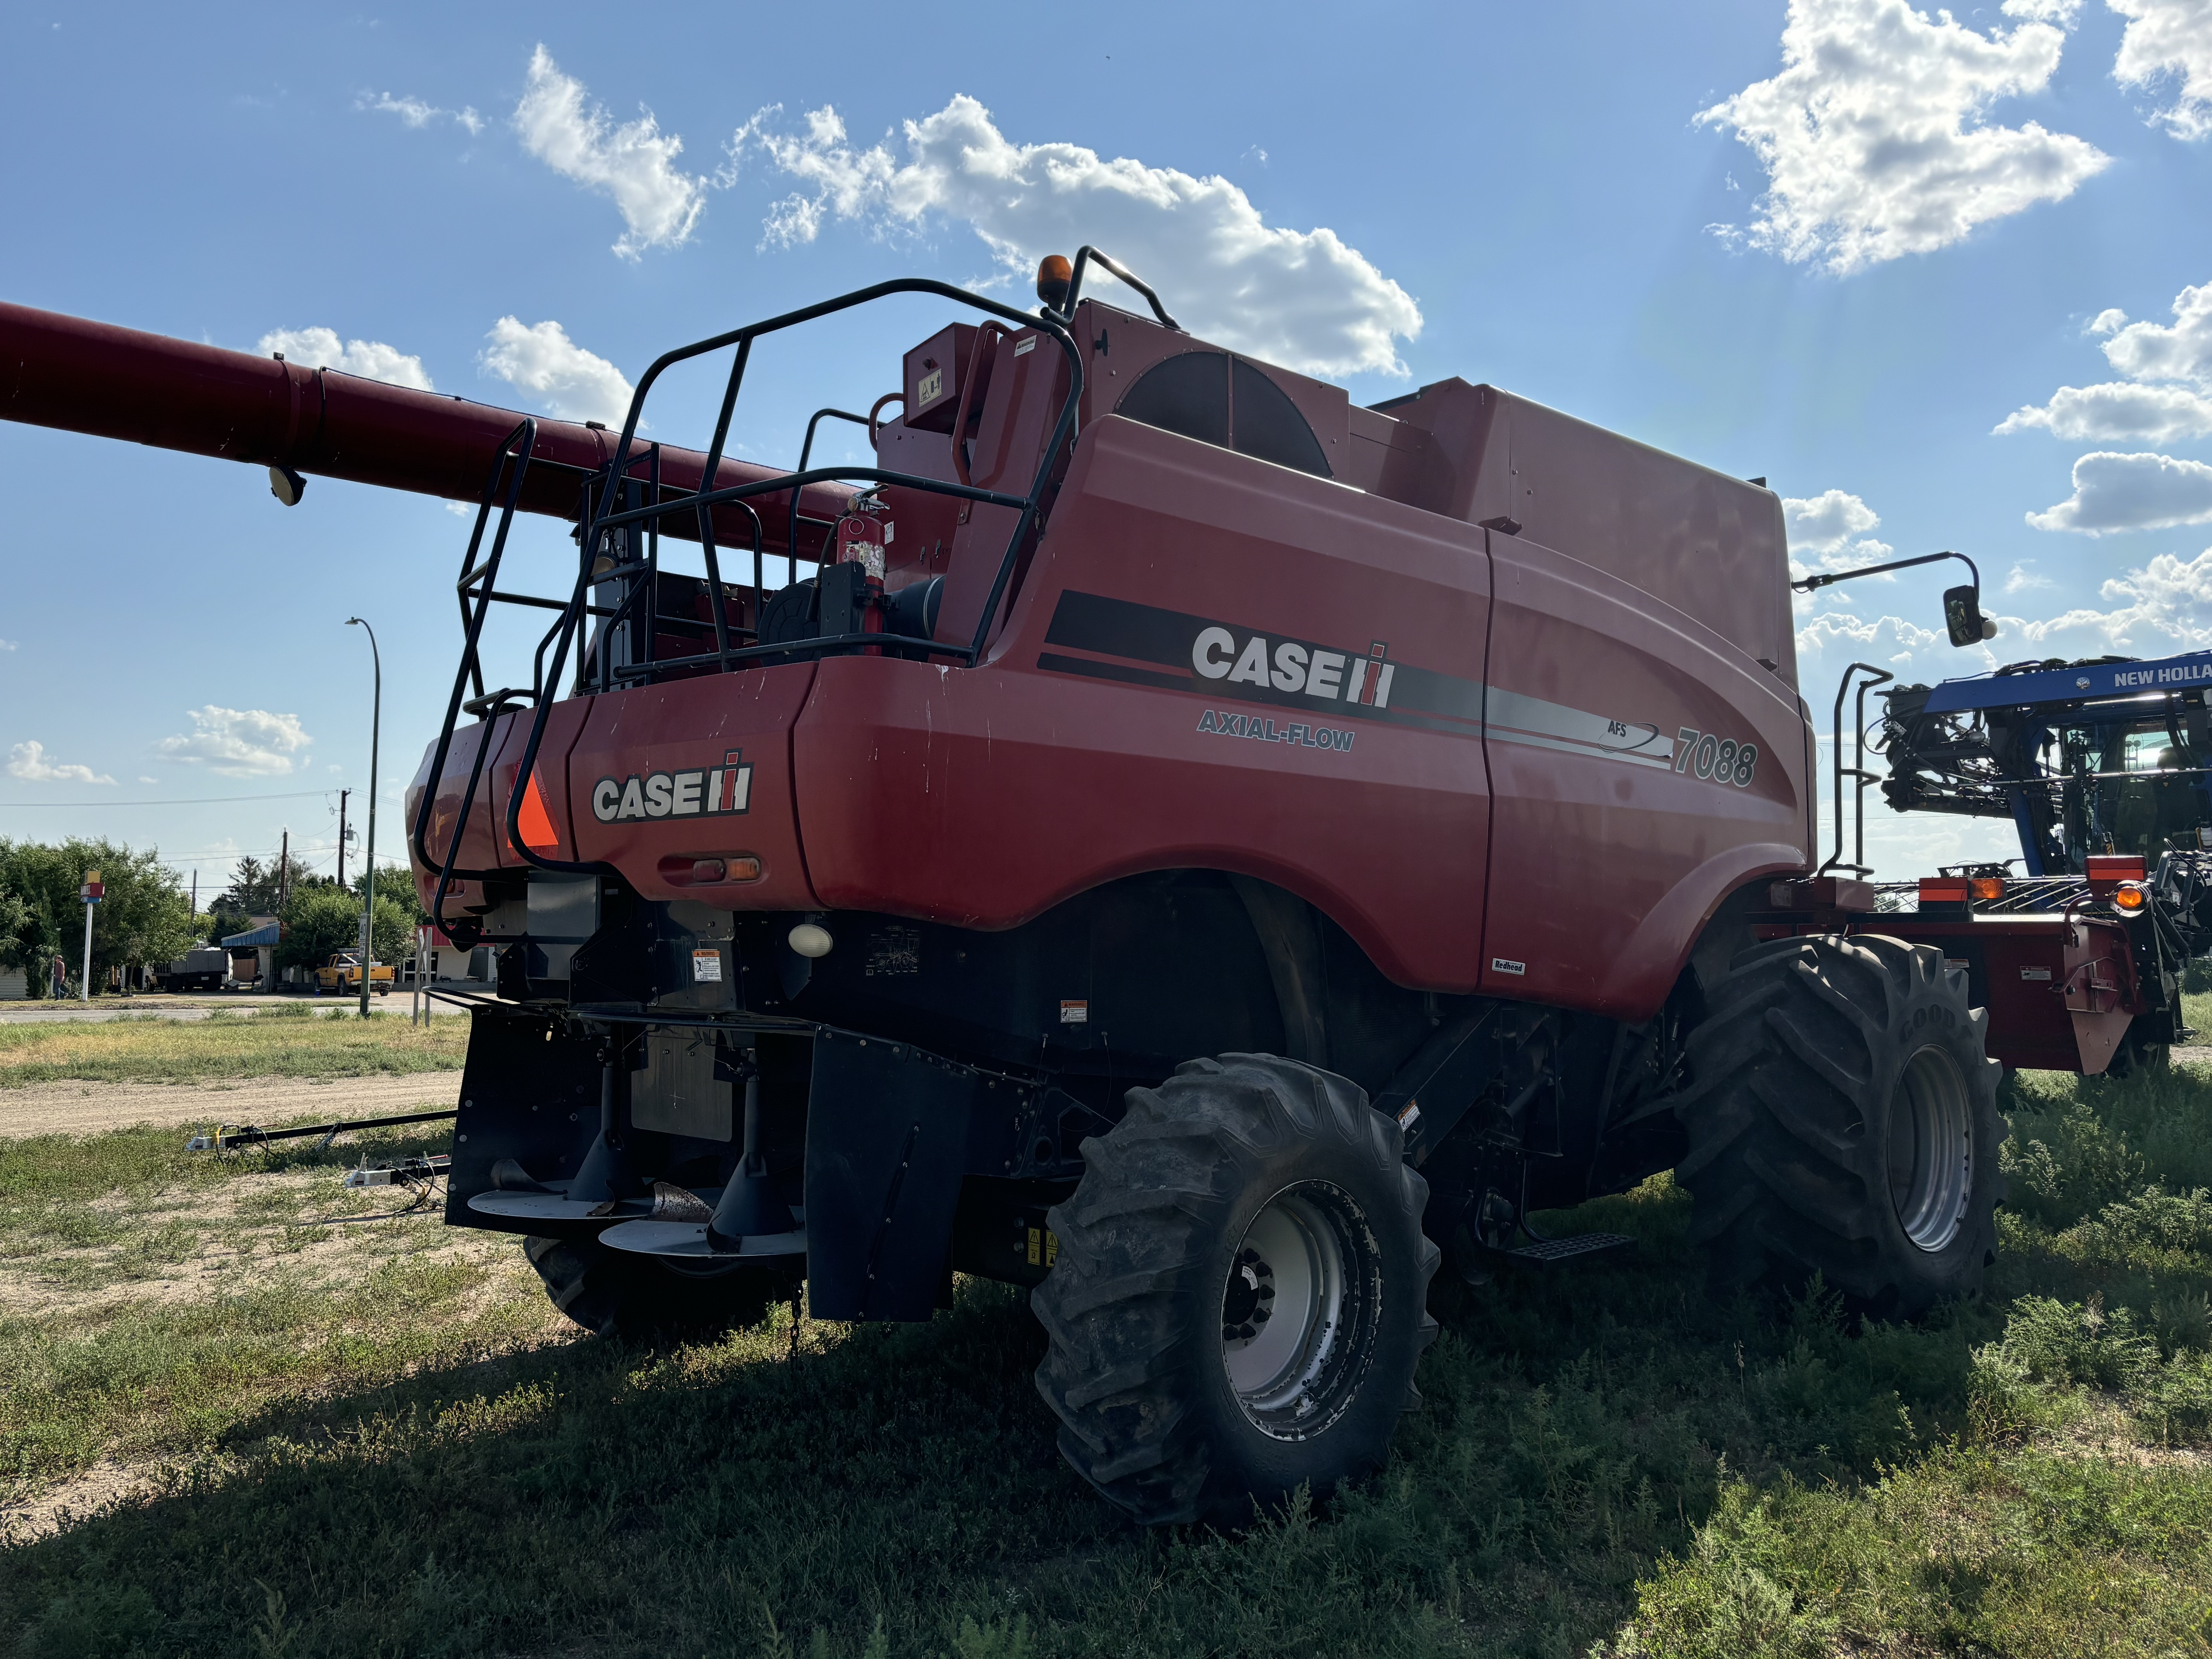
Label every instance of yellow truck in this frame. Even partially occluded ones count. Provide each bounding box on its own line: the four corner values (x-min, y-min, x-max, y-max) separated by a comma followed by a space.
313, 950, 395, 996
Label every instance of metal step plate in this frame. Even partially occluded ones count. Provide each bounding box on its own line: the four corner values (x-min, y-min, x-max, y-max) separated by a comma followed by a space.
1508, 1231, 1635, 1264
598, 1217, 807, 1262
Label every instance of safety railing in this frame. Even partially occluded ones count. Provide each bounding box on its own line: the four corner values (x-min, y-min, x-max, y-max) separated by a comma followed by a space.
1818, 663, 1895, 878
410, 276, 1085, 930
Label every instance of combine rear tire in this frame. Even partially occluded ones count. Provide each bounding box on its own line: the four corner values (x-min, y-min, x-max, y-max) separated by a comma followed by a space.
524, 1234, 788, 1340
1032, 1054, 1439, 1529
1674, 934, 2003, 1317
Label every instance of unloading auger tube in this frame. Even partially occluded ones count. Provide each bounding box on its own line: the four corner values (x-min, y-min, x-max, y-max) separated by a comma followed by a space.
0, 258, 2022, 1528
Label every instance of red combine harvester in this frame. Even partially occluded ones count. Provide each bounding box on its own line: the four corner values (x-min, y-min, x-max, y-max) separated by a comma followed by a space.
5, 257, 2085, 1526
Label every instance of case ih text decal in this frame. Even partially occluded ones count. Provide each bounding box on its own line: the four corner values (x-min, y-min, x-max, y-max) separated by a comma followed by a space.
592, 750, 754, 823
1036, 591, 1755, 787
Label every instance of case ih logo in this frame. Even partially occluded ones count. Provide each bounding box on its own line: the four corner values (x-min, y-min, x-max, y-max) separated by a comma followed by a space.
592, 750, 753, 824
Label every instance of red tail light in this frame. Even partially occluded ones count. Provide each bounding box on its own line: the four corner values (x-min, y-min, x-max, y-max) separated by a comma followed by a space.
658, 855, 762, 887
1918, 878, 1970, 906
2086, 854, 2147, 888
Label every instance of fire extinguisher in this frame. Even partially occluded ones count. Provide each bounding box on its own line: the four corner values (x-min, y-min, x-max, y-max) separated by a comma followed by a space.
835, 496, 890, 651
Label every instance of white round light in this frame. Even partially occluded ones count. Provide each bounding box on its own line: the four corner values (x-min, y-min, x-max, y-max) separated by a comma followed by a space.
787, 923, 833, 959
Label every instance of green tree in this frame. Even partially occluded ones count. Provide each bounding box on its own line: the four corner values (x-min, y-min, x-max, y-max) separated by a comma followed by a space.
0, 883, 33, 975
0, 840, 192, 991
208, 851, 322, 936
353, 863, 427, 927
276, 887, 414, 972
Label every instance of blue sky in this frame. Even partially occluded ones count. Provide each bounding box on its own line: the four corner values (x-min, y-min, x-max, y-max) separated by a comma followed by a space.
3, 0, 2210, 895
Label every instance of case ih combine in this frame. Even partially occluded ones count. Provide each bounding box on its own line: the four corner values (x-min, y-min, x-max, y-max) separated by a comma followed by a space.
3, 253, 2180, 1527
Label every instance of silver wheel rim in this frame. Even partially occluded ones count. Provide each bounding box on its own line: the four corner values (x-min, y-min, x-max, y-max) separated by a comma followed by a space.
1887, 1044, 1972, 1252
1220, 1182, 1373, 1439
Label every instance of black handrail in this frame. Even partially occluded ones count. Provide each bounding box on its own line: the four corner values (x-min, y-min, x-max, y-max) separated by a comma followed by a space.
410, 421, 539, 938
1058, 246, 1181, 331
498, 276, 1086, 883
1818, 663, 1895, 878
784, 407, 874, 582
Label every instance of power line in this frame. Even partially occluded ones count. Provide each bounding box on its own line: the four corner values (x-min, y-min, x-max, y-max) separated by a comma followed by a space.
10, 793, 341, 810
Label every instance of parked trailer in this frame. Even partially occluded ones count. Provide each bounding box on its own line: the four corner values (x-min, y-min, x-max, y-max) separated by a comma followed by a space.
154, 946, 231, 992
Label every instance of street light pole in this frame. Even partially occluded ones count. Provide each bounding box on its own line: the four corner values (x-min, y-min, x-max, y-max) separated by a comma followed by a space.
347, 617, 382, 1020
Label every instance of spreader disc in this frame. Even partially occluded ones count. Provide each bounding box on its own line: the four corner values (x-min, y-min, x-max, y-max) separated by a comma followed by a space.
467, 1191, 653, 1224
598, 1218, 807, 1261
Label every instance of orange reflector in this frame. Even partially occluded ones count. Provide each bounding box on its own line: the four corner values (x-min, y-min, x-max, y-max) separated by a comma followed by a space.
1918, 878, 1970, 905
515, 771, 560, 852
656, 854, 763, 886
1969, 876, 2006, 902
2114, 883, 2148, 912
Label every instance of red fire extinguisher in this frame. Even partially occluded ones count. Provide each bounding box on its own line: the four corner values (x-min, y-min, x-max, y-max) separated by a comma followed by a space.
835, 500, 890, 651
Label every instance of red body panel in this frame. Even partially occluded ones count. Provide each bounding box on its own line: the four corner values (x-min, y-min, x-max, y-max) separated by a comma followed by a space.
790, 416, 1489, 986
565, 665, 822, 909
1481, 533, 1810, 1013
404, 403, 1812, 1021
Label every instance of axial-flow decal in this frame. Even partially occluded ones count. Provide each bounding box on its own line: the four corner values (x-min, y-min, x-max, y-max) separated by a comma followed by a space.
592, 749, 754, 823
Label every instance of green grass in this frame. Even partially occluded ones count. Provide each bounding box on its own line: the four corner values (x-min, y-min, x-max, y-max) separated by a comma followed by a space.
9, 1061, 2212, 1654
0, 1006, 467, 1087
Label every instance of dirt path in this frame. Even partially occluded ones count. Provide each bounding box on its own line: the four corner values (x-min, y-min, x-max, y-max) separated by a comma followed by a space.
0, 1073, 463, 1138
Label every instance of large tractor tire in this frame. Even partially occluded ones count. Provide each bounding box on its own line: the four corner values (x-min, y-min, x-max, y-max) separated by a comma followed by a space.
1674, 934, 2004, 1317
524, 1234, 790, 1340
1032, 1054, 1440, 1529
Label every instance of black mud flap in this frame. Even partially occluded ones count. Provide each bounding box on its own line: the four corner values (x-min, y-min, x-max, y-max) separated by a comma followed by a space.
445, 1008, 604, 1229
802, 1028, 995, 1321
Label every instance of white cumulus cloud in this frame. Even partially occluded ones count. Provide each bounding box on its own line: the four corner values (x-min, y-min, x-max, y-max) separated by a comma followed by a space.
2096, 280, 2212, 383
1697, 0, 2109, 275
155, 708, 311, 778
5, 741, 113, 786
729, 95, 1422, 379
2005, 546, 2212, 648
0, 638, 15, 651
1994, 380, 2212, 442
1998, 278, 2212, 447
2111, 0, 2212, 140
514, 45, 705, 260
1783, 489, 1897, 587
257, 327, 434, 392
359, 91, 484, 135
479, 317, 635, 426
2027, 449, 2212, 532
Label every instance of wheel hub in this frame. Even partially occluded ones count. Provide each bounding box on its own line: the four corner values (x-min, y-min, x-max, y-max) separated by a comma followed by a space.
1219, 1182, 1378, 1439
1887, 1042, 1972, 1253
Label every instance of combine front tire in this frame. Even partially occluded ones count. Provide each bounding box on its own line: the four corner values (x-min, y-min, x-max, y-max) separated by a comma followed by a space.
1032, 1054, 1439, 1529
1674, 934, 2003, 1317
524, 1234, 788, 1340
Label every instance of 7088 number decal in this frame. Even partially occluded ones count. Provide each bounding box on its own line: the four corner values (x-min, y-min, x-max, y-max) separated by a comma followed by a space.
1675, 727, 1758, 787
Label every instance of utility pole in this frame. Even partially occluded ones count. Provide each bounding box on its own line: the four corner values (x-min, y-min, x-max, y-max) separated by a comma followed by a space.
79, 869, 101, 1004
348, 618, 383, 1019
337, 789, 350, 889
278, 830, 289, 914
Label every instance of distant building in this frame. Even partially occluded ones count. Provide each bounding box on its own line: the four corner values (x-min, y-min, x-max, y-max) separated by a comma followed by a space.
413, 925, 493, 984
221, 915, 281, 990
0, 968, 26, 1001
